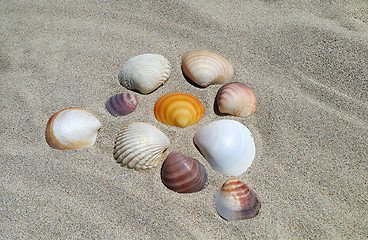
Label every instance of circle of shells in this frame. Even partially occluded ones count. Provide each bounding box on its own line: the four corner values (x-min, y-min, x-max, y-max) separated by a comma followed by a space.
45, 51, 260, 221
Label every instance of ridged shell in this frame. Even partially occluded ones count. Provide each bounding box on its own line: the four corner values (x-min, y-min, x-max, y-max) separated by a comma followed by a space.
114, 122, 170, 170
182, 51, 234, 87
118, 54, 171, 94
105, 93, 139, 116
161, 152, 207, 193
216, 82, 257, 117
193, 120, 255, 176
154, 93, 205, 128
215, 178, 261, 221
45, 107, 101, 150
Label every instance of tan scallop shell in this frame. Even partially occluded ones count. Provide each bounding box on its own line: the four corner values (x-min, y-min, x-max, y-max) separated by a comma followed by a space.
216, 82, 257, 117
45, 107, 101, 150
114, 122, 170, 170
118, 54, 171, 94
182, 51, 234, 87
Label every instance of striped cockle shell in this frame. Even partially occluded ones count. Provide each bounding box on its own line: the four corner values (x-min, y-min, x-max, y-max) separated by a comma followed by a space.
118, 54, 171, 94
45, 107, 101, 150
154, 93, 205, 128
114, 122, 170, 170
105, 93, 139, 116
161, 152, 207, 193
182, 51, 234, 87
193, 120, 255, 176
215, 178, 261, 221
216, 82, 257, 117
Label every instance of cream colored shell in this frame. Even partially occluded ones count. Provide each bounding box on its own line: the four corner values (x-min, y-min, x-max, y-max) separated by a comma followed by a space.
114, 122, 170, 170
118, 54, 171, 94
45, 107, 101, 150
182, 51, 234, 87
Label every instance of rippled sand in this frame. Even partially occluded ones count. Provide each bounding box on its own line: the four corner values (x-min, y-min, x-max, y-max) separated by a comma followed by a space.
1, 1, 367, 239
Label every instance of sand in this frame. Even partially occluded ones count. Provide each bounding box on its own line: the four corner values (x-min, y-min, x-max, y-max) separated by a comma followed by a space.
1, 0, 367, 239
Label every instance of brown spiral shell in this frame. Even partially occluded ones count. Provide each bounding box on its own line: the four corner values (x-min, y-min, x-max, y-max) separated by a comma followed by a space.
161, 152, 207, 193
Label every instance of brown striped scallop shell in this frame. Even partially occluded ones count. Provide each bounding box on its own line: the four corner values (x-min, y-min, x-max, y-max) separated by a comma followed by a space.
106, 93, 139, 116
161, 152, 207, 193
216, 82, 257, 117
215, 178, 261, 221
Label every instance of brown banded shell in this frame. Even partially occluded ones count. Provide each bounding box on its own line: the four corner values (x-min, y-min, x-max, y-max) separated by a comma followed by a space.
161, 152, 207, 193
216, 82, 257, 117
105, 93, 139, 116
182, 51, 234, 87
215, 178, 261, 221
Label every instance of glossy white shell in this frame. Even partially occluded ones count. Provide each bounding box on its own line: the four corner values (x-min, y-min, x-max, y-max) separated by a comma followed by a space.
118, 54, 171, 94
114, 122, 170, 170
193, 120, 255, 176
45, 107, 101, 150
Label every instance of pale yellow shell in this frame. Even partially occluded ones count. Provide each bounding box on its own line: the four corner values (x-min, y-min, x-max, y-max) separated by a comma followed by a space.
114, 122, 170, 170
182, 51, 234, 87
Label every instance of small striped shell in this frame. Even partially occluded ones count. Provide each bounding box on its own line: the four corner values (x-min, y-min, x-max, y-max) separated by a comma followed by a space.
154, 93, 204, 128
118, 54, 171, 94
182, 51, 234, 87
215, 178, 261, 221
216, 82, 257, 117
45, 107, 101, 150
161, 152, 207, 193
105, 93, 139, 116
114, 122, 170, 170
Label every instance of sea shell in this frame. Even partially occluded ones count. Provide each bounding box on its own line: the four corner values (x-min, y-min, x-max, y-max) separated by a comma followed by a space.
45, 107, 101, 150
182, 51, 234, 87
216, 178, 261, 221
154, 93, 205, 128
105, 93, 139, 116
118, 54, 171, 94
161, 152, 207, 193
216, 82, 257, 117
114, 122, 170, 170
193, 120, 255, 176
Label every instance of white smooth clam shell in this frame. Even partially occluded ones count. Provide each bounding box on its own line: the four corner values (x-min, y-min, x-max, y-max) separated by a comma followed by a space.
114, 122, 170, 170
193, 120, 255, 176
45, 107, 101, 150
118, 54, 171, 94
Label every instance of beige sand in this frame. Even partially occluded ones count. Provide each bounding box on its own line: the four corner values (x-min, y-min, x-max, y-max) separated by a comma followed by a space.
1, 1, 367, 239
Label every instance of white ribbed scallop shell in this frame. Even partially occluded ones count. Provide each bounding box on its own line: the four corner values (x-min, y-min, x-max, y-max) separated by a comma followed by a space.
114, 122, 170, 170
182, 51, 234, 87
193, 120, 255, 176
118, 54, 171, 94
